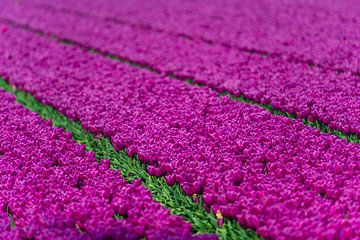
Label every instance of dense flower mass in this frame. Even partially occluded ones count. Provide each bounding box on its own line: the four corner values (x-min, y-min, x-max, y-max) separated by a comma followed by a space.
35, 0, 360, 74
3, 0, 360, 73
1, 27, 360, 239
1, 0, 360, 136
0, 90, 214, 240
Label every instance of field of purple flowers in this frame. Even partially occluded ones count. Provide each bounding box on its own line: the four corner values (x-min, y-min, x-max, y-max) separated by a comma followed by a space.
1, 1, 360, 239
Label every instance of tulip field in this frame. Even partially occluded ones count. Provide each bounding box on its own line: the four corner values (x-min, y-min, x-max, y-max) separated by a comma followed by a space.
1, 1, 360, 239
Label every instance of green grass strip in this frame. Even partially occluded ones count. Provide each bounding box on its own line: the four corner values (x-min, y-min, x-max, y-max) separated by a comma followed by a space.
0, 78, 260, 239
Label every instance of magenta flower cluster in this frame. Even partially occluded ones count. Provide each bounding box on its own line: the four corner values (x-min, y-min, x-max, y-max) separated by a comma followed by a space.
0, 91, 213, 240
26, 0, 360, 73
1, 0, 360, 136
1, 27, 360, 239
